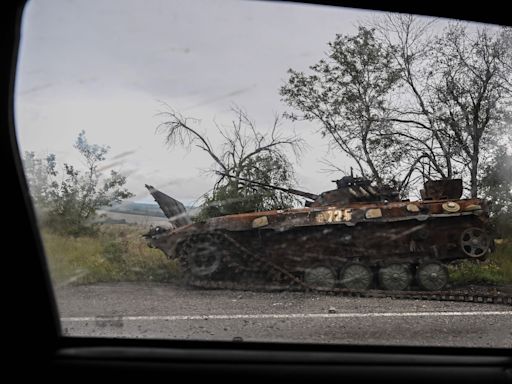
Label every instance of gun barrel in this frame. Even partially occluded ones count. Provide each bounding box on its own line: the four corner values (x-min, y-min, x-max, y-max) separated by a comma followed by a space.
281, 188, 319, 201
222, 174, 318, 201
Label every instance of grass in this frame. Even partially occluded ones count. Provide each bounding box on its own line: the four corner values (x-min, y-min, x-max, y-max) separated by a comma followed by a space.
448, 241, 512, 286
42, 224, 181, 286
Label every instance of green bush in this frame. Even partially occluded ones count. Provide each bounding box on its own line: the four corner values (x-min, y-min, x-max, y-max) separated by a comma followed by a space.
448, 242, 512, 286
23, 131, 133, 237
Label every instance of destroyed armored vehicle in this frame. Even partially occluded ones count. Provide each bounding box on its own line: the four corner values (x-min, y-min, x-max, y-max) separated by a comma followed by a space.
143, 177, 492, 291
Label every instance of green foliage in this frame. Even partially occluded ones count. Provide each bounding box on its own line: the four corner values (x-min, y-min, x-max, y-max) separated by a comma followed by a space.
23, 151, 58, 207
23, 131, 133, 236
449, 242, 512, 285
281, 26, 402, 186
282, 19, 512, 198
102, 240, 127, 264
431, 25, 512, 197
479, 145, 512, 238
158, 107, 303, 220
42, 224, 180, 285
195, 153, 298, 220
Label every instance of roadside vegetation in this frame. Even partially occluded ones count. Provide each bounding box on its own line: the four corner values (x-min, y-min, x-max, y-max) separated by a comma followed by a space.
42, 224, 180, 286
24, 131, 133, 236
22, 132, 181, 286
449, 241, 512, 286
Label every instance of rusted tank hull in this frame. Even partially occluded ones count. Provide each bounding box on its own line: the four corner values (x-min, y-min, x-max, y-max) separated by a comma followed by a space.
144, 176, 491, 292
146, 202, 490, 291
226, 214, 487, 271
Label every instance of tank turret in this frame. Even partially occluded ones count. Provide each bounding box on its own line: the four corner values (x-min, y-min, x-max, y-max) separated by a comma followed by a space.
226, 173, 400, 207
313, 175, 400, 206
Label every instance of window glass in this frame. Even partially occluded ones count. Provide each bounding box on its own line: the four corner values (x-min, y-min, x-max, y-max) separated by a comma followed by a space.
15, 0, 512, 347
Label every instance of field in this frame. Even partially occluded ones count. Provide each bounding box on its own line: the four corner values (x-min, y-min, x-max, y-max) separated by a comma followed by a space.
41, 224, 512, 287
42, 224, 180, 286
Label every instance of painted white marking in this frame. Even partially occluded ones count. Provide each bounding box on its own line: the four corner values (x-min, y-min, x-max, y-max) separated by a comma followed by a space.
61, 311, 512, 323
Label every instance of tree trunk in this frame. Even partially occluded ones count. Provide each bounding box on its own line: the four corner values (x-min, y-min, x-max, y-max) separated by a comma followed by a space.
363, 147, 382, 186
361, 132, 382, 187
470, 157, 479, 198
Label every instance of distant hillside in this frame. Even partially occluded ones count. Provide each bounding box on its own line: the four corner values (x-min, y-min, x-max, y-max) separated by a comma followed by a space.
103, 202, 166, 218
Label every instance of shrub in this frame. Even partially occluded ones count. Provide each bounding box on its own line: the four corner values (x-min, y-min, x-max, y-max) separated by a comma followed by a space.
448, 242, 512, 286
42, 224, 180, 285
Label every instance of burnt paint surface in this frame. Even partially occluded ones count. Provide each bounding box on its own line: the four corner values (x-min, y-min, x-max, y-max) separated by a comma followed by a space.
146, 197, 488, 267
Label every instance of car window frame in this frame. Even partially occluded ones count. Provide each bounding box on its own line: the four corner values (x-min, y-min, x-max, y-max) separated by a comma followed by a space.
4, 0, 511, 380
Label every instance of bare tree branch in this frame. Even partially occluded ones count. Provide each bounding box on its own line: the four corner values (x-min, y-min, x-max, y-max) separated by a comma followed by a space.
157, 105, 305, 216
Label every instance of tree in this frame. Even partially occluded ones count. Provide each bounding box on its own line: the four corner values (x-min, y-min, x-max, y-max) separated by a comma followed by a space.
23, 151, 58, 207
280, 27, 404, 189
197, 154, 298, 219
285, 17, 512, 198
157, 106, 304, 218
479, 144, 512, 237
373, 16, 512, 197
432, 24, 512, 197
372, 15, 458, 186
23, 131, 134, 235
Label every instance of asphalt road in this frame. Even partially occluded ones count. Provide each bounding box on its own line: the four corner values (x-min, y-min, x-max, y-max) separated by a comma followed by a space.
55, 282, 512, 348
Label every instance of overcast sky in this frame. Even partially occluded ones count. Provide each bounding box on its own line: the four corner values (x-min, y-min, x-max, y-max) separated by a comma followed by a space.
15, 0, 437, 205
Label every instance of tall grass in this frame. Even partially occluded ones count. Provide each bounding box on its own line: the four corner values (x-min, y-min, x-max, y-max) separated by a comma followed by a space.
448, 241, 512, 286
42, 224, 180, 286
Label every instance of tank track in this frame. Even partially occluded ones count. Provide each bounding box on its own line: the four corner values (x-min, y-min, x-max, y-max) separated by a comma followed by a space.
187, 278, 512, 306
176, 231, 512, 307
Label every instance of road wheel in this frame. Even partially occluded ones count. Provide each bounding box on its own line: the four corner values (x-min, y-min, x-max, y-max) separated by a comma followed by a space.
460, 227, 490, 258
339, 263, 372, 290
177, 233, 228, 278
187, 245, 221, 277
416, 262, 448, 291
378, 263, 412, 291
304, 266, 337, 289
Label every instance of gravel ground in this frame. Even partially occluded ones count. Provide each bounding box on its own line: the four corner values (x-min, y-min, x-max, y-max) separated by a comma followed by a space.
55, 282, 512, 348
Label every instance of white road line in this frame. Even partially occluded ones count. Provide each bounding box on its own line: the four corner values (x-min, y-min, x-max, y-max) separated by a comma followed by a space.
61, 311, 512, 322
